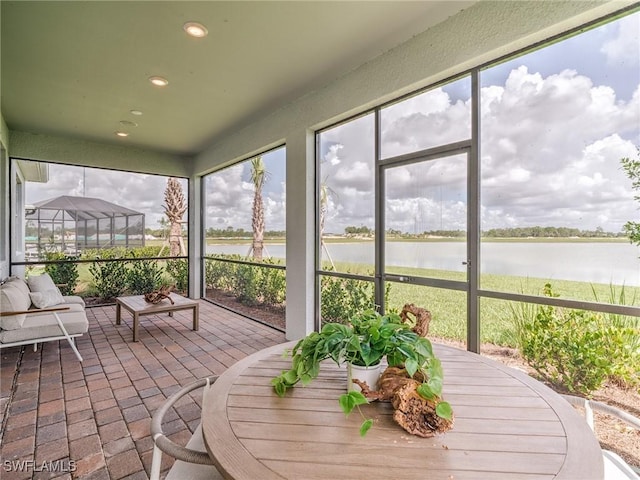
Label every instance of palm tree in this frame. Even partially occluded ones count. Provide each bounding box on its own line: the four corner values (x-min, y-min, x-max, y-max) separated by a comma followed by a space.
249, 156, 269, 261
319, 179, 337, 270
164, 177, 186, 256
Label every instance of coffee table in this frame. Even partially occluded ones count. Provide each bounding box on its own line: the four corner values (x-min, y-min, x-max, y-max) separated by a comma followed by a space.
115, 293, 199, 342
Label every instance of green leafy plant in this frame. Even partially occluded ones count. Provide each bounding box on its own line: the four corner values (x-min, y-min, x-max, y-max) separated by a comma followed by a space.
43, 251, 79, 295
515, 283, 638, 394
233, 263, 260, 305
166, 259, 189, 293
88, 251, 128, 300
126, 259, 164, 295
259, 259, 286, 306
271, 310, 452, 435
621, 146, 640, 246
320, 274, 390, 323
339, 391, 374, 436
205, 255, 241, 291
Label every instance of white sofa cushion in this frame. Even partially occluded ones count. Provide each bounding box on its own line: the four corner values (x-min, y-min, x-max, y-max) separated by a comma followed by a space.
62, 296, 86, 307
0, 283, 31, 329
6, 276, 31, 298
30, 289, 65, 308
0, 307, 88, 344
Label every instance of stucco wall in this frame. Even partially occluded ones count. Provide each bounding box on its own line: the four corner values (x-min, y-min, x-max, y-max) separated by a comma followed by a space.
0, 114, 9, 279
8, 131, 192, 177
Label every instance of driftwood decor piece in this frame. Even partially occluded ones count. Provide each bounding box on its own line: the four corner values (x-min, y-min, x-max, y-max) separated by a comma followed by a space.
400, 303, 432, 337
354, 367, 453, 437
144, 285, 175, 305
351, 303, 453, 438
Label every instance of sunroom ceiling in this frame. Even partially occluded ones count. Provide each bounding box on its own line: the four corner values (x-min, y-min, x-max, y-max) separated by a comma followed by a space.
0, 1, 475, 156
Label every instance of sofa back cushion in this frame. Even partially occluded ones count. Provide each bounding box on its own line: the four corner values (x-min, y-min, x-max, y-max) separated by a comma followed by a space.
0, 282, 31, 329
6, 276, 31, 298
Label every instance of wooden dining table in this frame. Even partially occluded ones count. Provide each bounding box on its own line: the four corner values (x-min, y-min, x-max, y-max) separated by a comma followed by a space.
201, 341, 604, 480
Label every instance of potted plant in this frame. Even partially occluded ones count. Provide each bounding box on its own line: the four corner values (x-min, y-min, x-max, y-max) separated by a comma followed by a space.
271, 309, 453, 436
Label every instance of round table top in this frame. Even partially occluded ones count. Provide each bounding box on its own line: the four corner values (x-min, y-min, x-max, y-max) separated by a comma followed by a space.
202, 341, 604, 480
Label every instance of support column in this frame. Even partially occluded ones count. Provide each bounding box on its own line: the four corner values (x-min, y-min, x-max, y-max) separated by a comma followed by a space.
285, 129, 315, 340
188, 175, 202, 299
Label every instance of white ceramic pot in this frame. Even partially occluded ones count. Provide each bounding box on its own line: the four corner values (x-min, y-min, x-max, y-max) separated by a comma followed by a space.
347, 363, 382, 393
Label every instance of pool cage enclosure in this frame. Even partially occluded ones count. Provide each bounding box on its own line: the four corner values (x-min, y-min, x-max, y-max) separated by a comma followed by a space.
25, 195, 145, 258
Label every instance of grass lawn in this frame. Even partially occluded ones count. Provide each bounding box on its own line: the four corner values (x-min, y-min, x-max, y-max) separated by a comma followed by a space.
320, 261, 639, 347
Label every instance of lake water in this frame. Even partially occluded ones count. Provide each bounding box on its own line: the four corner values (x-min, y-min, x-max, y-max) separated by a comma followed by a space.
207, 241, 640, 287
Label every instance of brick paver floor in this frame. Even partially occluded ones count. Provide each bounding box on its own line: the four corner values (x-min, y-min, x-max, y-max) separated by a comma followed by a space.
0, 300, 286, 479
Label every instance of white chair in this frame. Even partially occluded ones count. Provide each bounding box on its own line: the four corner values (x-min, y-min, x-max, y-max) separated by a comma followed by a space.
150, 376, 223, 480
561, 394, 640, 480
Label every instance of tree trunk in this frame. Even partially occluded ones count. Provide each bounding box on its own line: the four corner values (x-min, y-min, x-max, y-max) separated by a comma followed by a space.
169, 222, 182, 257
163, 177, 186, 257
252, 188, 264, 261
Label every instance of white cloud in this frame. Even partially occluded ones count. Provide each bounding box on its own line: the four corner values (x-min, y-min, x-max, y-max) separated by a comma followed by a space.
381, 87, 471, 158
321, 60, 638, 234
601, 13, 640, 66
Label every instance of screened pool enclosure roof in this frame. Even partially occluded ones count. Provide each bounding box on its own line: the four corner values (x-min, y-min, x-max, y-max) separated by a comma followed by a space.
25, 195, 145, 256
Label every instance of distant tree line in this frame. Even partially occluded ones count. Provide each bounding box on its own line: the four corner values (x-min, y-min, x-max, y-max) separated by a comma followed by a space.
147, 224, 627, 240
205, 227, 285, 238
384, 226, 625, 239
483, 226, 624, 238
344, 226, 374, 235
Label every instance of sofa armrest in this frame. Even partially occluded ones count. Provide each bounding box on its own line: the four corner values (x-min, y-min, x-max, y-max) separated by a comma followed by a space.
0, 306, 71, 317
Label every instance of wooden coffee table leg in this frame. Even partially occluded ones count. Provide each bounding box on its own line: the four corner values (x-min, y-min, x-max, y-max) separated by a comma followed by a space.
193, 304, 199, 331
133, 313, 139, 342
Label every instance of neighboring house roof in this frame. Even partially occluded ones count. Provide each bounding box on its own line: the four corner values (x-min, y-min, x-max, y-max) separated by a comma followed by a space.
27, 195, 142, 221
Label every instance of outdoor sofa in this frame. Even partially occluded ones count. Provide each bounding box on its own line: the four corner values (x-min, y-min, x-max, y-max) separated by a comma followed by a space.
0, 274, 88, 361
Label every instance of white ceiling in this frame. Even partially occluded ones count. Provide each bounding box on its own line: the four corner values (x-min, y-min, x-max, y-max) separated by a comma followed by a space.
1, 1, 475, 156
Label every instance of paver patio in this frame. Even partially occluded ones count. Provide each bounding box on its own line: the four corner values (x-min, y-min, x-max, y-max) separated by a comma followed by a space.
0, 300, 286, 479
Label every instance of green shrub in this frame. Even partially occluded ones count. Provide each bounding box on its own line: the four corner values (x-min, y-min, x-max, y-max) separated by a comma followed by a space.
205, 256, 241, 291
129, 245, 163, 258
514, 283, 638, 395
43, 251, 79, 295
81, 247, 129, 261
88, 250, 128, 300
234, 263, 260, 305
126, 259, 164, 295
320, 275, 380, 323
257, 259, 286, 306
166, 259, 189, 293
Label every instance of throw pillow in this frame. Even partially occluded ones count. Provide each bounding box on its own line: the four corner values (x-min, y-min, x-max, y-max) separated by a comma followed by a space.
27, 273, 59, 293
29, 289, 65, 309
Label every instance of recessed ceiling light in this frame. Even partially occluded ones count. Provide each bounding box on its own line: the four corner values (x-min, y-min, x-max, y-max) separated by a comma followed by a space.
119, 120, 138, 127
130, 110, 143, 116
115, 131, 129, 137
183, 21, 208, 38
149, 76, 169, 87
